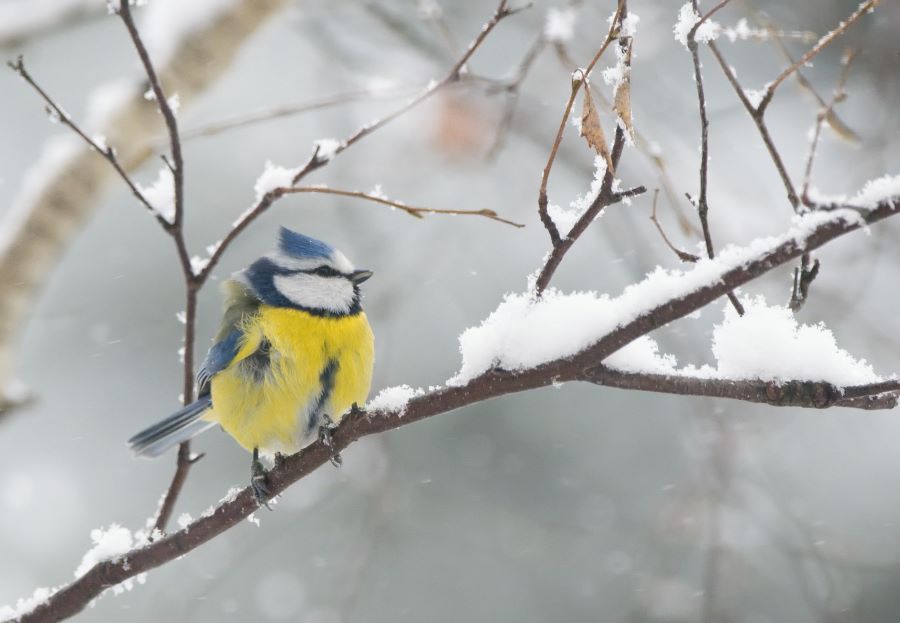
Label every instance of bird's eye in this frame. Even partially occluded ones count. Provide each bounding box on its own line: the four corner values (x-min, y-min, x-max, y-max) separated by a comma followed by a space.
313, 266, 334, 276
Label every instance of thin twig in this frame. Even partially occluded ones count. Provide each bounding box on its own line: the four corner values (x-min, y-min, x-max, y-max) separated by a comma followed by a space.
537, 0, 625, 247
486, 33, 547, 160
181, 85, 422, 141
757, 14, 859, 144
687, 0, 743, 315
117, 0, 199, 534
757, 0, 879, 114
650, 190, 699, 263
194, 0, 522, 285
280, 187, 524, 227
707, 40, 800, 210
7, 56, 167, 229
117, 0, 184, 229
800, 48, 859, 204
554, 41, 699, 237
534, 1, 639, 295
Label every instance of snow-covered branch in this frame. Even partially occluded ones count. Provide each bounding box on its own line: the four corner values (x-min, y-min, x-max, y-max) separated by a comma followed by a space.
13, 191, 900, 623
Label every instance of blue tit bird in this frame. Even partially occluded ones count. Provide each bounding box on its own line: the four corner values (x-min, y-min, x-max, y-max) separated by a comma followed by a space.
128, 228, 375, 505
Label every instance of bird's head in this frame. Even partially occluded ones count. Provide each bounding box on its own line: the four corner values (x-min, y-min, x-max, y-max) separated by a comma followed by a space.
236, 228, 372, 315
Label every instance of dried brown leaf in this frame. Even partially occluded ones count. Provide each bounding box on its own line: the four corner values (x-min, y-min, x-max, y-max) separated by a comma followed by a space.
580, 85, 614, 171
823, 108, 860, 144
613, 43, 635, 141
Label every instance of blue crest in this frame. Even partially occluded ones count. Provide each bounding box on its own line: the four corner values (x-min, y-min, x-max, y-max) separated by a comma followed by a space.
278, 228, 333, 260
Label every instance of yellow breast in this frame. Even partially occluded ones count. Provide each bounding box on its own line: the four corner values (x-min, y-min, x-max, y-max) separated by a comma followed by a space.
205, 306, 374, 455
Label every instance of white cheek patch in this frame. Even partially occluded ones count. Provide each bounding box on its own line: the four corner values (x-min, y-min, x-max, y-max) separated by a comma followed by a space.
273, 273, 355, 313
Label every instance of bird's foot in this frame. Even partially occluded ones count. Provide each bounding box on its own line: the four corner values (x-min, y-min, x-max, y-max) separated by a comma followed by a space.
318, 414, 342, 467
251, 448, 272, 510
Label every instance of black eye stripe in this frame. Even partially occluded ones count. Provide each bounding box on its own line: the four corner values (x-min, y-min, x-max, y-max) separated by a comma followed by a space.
282, 266, 345, 277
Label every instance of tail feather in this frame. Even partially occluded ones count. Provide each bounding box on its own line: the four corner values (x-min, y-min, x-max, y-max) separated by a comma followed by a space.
128, 396, 213, 458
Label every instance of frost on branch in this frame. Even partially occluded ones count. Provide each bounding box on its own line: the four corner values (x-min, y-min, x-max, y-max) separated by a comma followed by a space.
136, 167, 175, 224
253, 160, 301, 201
367, 384, 426, 415
674, 2, 720, 48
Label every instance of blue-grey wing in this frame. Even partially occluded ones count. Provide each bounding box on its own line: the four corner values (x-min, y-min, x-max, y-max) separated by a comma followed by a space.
196, 279, 262, 397
196, 329, 241, 397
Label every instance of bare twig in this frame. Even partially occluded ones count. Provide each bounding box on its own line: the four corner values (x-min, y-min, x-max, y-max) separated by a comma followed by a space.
534, 1, 641, 295
196, 0, 522, 285
708, 40, 800, 210
553, 41, 699, 238
280, 187, 524, 227
788, 255, 820, 312
486, 33, 547, 159
537, 0, 624, 247
687, 0, 743, 315
15, 193, 900, 623
182, 85, 421, 140
800, 48, 860, 204
650, 190, 699, 262
7, 56, 166, 229
757, 1, 879, 114
116, 0, 199, 534
707, 1, 878, 212
583, 366, 895, 410
757, 14, 859, 144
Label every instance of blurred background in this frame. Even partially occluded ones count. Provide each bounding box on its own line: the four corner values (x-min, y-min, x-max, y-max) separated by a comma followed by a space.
0, 0, 898, 621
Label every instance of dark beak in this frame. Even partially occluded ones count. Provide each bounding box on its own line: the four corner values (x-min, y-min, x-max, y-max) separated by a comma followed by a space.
350, 269, 374, 284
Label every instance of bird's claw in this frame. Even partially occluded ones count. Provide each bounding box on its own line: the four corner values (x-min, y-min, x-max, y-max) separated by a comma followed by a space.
318, 414, 342, 467
251, 448, 273, 510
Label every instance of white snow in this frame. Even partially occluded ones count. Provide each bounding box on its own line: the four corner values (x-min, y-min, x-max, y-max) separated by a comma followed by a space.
449, 209, 871, 386
850, 174, 900, 208
190, 255, 210, 275
806, 174, 900, 209
605, 336, 679, 375
613, 12, 641, 38
177, 512, 192, 530
313, 138, 342, 162
254, 161, 300, 201
167, 92, 181, 114
544, 7, 576, 43
743, 88, 766, 108
75, 524, 134, 579
367, 384, 425, 414
547, 203, 579, 237
601, 44, 629, 90
550, 154, 608, 236
0, 586, 58, 620
707, 296, 882, 384
674, 3, 720, 47
606, 296, 885, 386
723, 18, 767, 42
137, 167, 176, 223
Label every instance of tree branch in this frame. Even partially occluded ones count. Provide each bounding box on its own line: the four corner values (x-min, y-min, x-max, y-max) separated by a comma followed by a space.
16, 193, 899, 623
280, 187, 524, 227
582, 366, 898, 410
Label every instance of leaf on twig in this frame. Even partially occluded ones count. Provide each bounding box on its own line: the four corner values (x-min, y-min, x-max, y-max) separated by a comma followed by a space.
612, 41, 634, 141
580, 84, 614, 171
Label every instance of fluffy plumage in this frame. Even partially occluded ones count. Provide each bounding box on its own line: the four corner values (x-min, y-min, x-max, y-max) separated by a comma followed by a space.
128, 229, 375, 460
